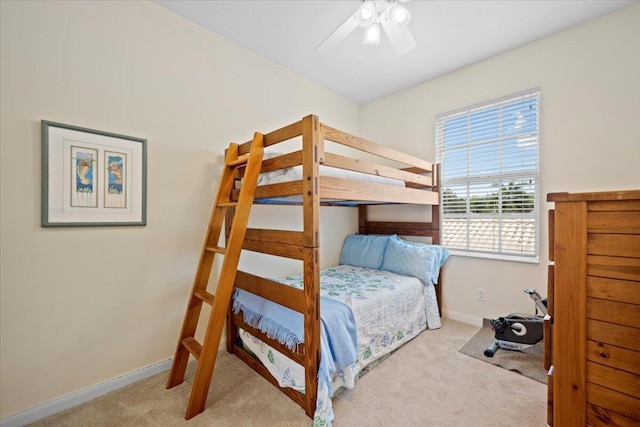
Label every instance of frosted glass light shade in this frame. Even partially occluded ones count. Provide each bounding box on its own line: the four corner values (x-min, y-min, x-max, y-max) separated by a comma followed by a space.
388, 4, 411, 28
363, 23, 381, 45
356, 1, 377, 27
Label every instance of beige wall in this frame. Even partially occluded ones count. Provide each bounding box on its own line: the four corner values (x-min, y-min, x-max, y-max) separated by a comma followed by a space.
0, 1, 359, 418
362, 4, 640, 324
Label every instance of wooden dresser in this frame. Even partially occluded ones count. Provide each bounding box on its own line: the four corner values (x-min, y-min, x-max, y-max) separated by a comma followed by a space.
546, 190, 640, 426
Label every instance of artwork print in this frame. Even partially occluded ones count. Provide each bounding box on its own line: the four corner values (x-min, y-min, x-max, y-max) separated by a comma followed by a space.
105, 151, 127, 208
71, 145, 98, 208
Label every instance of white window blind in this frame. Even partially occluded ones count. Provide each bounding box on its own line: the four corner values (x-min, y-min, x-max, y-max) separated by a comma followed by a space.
435, 88, 540, 261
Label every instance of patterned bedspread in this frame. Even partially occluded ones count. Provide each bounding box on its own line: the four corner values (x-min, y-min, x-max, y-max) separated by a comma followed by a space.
238, 264, 441, 426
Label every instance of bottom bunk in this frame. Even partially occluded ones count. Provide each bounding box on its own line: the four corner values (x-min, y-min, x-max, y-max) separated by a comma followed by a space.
228, 234, 449, 426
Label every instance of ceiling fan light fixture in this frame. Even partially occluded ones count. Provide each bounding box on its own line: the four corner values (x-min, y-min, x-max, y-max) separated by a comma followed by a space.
315, 0, 416, 56
388, 3, 411, 29
356, 1, 377, 27
363, 23, 381, 45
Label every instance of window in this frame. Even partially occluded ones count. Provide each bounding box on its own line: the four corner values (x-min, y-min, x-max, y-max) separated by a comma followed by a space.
435, 88, 539, 262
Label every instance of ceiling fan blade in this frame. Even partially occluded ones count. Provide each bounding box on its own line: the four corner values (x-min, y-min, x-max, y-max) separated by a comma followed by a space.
380, 17, 417, 56
315, 11, 359, 53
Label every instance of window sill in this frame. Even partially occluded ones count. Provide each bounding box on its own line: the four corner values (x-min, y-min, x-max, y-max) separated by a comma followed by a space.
447, 249, 540, 264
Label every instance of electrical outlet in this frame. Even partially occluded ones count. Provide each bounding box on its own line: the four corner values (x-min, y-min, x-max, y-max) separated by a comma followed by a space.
476, 288, 486, 302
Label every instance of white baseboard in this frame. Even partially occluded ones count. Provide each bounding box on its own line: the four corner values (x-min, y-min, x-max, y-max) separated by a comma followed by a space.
0, 359, 172, 427
442, 309, 483, 327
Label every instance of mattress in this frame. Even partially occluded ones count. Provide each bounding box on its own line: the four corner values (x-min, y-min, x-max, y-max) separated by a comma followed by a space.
258, 163, 406, 187
236, 264, 441, 426
254, 163, 406, 206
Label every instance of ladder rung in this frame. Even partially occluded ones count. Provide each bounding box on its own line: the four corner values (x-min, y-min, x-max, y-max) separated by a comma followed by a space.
228, 155, 250, 167
182, 337, 202, 361
205, 246, 225, 254
217, 202, 238, 208
194, 290, 215, 306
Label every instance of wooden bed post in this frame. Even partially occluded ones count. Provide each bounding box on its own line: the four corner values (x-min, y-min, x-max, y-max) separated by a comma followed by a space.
432, 164, 443, 314
301, 115, 321, 417
225, 143, 238, 354
431, 164, 441, 245
225, 205, 238, 354
358, 205, 367, 234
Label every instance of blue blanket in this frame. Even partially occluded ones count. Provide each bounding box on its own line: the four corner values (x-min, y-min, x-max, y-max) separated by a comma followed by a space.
232, 288, 358, 398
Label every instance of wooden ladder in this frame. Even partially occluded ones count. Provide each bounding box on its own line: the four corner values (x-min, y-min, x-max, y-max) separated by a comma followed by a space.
166, 132, 264, 419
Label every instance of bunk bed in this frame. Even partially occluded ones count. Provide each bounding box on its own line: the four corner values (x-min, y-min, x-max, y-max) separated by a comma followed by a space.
222, 115, 447, 426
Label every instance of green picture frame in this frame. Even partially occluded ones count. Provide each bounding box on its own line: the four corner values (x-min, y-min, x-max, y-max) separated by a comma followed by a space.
41, 120, 147, 227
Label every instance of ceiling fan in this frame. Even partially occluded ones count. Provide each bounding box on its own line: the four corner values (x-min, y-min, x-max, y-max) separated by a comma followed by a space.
316, 0, 416, 56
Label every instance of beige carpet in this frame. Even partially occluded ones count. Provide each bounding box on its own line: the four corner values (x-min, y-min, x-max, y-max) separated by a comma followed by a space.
28, 319, 546, 426
459, 318, 547, 384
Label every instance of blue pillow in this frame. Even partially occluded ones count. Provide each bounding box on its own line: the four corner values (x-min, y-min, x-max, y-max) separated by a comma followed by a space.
396, 237, 450, 281
381, 235, 449, 285
339, 234, 391, 270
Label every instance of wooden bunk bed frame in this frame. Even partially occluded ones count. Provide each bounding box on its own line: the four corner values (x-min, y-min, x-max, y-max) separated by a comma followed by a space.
223, 114, 442, 418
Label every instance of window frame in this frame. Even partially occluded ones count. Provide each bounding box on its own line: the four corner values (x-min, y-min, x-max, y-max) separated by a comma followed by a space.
435, 88, 540, 263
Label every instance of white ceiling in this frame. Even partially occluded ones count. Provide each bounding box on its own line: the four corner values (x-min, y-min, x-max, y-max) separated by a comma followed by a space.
155, 0, 635, 105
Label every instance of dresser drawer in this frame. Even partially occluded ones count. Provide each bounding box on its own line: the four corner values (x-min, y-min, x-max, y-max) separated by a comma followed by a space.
587, 340, 640, 375
587, 276, 640, 306
588, 234, 640, 258
588, 319, 640, 352
587, 403, 640, 426
587, 383, 640, 422
544, 316, 552, 371
587, 205, 640, 234
545, 264, 553, 371
547, 366, 553, 427
587, 361, 640, 398
548, 209, 554, 262
587, 298, 640, 329
587, 255, 640, 282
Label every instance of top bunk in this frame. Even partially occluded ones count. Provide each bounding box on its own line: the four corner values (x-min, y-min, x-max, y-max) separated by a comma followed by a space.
231, 115, 440, 207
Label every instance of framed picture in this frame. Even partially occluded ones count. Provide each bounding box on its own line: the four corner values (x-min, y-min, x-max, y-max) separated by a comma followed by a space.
41, 121, 147, 227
